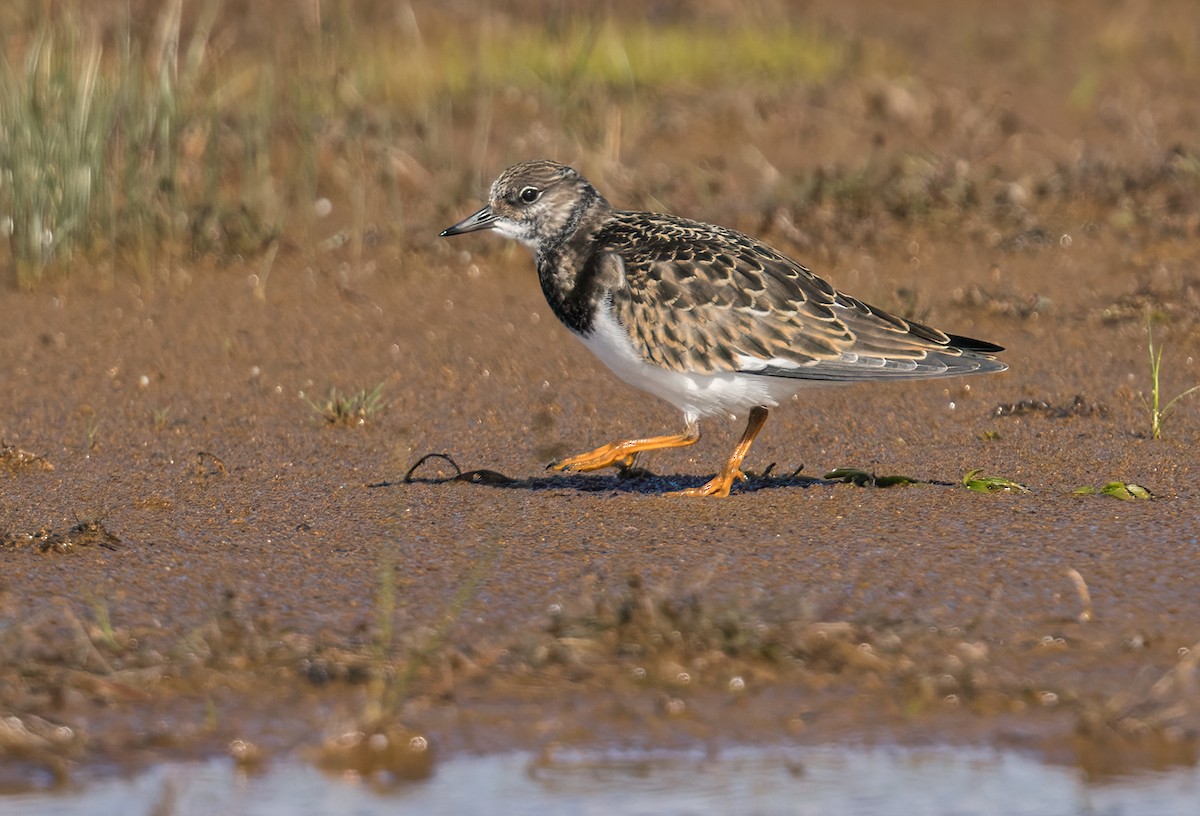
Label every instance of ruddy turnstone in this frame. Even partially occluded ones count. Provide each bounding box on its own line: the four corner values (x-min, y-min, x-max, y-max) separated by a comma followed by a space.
441, 160, 1006, 497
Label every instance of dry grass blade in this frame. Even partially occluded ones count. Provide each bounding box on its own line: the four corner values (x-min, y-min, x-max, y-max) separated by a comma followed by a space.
1066, 568, 1094, 623
1144, 321, 1200, 440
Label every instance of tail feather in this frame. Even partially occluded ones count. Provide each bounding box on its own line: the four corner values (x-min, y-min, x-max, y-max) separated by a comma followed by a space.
744, 334, 1007, 382
945, 333, 1005, 354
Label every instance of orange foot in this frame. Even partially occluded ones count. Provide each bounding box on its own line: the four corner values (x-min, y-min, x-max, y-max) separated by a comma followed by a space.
667, 468, 749, 498
666, 406, 769, 498
549, 425, 700, 473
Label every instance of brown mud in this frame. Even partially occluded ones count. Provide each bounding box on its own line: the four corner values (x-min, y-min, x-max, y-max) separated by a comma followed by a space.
3, 0, 1200, 793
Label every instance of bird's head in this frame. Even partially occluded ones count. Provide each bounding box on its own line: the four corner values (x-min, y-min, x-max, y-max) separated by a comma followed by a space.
440, 160, 604, 252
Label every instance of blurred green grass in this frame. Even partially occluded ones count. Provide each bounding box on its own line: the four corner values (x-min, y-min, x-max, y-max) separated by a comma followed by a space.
0, 1, 847, 287
1, 0, 1198, 288
0, 1, 281, 286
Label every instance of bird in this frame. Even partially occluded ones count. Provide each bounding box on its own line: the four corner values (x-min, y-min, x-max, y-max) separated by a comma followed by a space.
440, 160, 1006, 497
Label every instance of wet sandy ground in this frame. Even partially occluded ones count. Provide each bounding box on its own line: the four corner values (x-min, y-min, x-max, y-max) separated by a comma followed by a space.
3, 227, 1198, 786
3, 0, 1200, 792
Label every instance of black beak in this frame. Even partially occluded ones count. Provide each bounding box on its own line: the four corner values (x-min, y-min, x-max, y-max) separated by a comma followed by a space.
439, 205, 496, 237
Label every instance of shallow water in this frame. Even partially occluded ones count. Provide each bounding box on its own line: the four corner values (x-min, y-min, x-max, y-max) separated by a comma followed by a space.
9, 745, 1199, 816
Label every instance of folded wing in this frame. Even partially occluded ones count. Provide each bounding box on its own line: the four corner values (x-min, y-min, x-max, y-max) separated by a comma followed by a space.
603, 213, 1006, 381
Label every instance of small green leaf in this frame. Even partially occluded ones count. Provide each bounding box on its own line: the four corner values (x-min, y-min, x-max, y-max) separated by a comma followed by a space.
1100, 481, 1153, 501
962, 468, 1028, 493
1126, 484, 1152, 500
1073, 482, 1152, 501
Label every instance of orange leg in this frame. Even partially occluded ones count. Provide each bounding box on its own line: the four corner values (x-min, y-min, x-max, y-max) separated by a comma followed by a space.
549, 421, 701, 473
669, 407, 769, 498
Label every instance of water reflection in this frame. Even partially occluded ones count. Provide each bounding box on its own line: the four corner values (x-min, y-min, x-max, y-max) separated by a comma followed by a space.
7, 745, 1199, 816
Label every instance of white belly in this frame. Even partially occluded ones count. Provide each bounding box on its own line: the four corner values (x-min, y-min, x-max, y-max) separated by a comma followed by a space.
578, 299, 809, 423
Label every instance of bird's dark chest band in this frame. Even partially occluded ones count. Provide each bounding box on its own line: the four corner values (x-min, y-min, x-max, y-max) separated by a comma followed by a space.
536, 249, 609, 334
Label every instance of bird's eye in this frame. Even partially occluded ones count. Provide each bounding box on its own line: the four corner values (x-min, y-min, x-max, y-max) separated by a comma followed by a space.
519, 186, 540, 204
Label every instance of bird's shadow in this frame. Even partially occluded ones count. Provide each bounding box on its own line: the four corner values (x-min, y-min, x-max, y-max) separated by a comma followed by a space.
372, 452, 837, 495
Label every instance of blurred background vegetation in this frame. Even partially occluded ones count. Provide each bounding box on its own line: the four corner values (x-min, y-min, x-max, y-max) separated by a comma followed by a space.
1, 0, 1198, 287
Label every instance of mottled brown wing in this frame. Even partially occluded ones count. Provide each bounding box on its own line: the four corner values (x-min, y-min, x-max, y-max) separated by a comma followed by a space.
603, 213, 1001, 380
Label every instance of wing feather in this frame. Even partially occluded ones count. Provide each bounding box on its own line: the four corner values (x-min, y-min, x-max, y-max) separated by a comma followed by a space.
598, 212, 1005, 381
